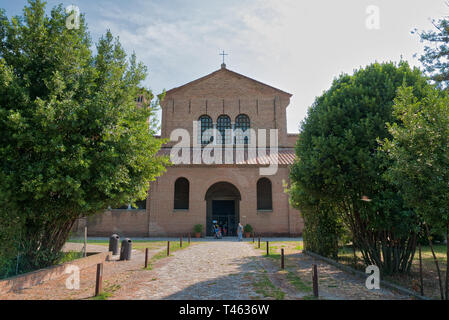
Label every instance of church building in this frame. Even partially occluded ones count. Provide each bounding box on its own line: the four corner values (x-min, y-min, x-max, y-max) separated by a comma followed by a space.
82, 62, 304, 237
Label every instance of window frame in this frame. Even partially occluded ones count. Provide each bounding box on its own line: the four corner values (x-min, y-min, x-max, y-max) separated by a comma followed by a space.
174, 177, 190, 211
199, 115, 214, 145
216, 115, 232, 145
235, 114, 251, 145
257, 178, 273, 211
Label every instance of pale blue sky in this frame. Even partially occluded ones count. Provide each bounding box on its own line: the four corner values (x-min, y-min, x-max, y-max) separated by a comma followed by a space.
2, 0, 448, 132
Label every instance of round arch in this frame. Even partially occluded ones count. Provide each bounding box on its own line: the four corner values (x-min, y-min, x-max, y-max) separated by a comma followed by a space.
216, 115, 232, 145
235, 114, 251, 144
198, 115, 213, 145
205, 181, 241, 201
205, 181, 241, 236
257, 177, 273, 210
174, 177, 189, 210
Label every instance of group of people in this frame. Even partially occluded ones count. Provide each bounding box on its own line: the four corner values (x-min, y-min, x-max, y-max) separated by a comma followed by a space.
212, 221, 227, 239
212, 221, 244, 241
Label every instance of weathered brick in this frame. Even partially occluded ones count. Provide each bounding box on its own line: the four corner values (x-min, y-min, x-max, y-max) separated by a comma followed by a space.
84, 66, 303, 237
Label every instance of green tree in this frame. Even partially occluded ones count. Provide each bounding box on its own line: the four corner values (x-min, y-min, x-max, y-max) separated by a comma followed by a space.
0, 0, 169, 276
415, 5, 449, 89
289, 183, 342, 259
290, 62, 429, 274
382, 86, 449, 299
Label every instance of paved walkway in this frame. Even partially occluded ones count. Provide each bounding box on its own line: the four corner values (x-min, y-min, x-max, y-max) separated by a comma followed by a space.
282, 251, 409, 300
111, 241, 410, 300
2, 241, 412, 300
76, 237, 302, 242
1, 247, 163, 300
112, 241, 264, 300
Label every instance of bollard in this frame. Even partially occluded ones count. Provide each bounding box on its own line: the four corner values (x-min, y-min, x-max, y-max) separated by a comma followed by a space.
84, 226, 87, 257
144, 248, 149, 269
258, 237, 261, 249
167, 241, 170, 256
188, 233, 191, 244
180, 236, 183, 248
95, 263, 103, 296
266, 241, 269, 256
281, 248, 285, 269
119, 238, 132, 261
108, 234, 120, 256
252, 233, 255, 243
312, 264, 319, 298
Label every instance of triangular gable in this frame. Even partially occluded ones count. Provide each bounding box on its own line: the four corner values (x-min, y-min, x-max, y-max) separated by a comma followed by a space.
165, 67, 292, 98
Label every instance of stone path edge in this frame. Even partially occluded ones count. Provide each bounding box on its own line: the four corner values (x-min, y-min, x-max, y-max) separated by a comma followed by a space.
0, 251, 111, 295
303, 250, 431, 300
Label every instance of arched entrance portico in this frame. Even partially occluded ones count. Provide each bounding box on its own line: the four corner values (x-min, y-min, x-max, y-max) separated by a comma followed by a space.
205, 182, 241, 237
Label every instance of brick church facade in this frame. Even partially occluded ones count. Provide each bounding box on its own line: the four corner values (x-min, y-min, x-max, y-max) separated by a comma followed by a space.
81, 63, 304, 237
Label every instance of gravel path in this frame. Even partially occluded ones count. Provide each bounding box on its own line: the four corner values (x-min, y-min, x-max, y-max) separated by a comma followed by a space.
277, 251, 410, 300
1, 247, 162, 300
2, 241, 413, 300
111, 241, 411, 300
112, 241, 264, 300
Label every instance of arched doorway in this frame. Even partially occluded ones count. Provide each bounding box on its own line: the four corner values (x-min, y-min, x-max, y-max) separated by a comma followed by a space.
205, 182, 241, 237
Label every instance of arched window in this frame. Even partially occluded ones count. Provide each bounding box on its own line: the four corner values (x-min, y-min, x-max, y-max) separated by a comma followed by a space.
174, 178, 189, 210
217, 115, 232, 144
199, 115, 213, 145
235, 114, 251, 144
257, 178, 273, 210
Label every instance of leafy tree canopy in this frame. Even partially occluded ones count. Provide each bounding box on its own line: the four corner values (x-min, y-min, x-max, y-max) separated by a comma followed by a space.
382, 85, 449, 299
0, 0, 169, 275
383, 86, 449, 232
290, 61, 430, 273
416, 6, 449, 89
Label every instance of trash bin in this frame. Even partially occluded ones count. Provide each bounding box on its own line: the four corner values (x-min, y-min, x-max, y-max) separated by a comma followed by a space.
109, 234, 120, 255
119, 238, 132, 261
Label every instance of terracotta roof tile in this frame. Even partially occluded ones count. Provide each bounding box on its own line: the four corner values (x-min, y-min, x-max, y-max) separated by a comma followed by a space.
157, 148, 296, 166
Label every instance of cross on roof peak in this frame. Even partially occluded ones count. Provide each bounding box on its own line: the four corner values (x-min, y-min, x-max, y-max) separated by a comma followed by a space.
219, 50, 228, 68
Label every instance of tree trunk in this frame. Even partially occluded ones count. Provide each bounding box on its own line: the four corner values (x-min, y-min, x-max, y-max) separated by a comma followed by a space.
425, 224, 445, 300
20, 216, 77, 274
352, 237, 357, 267
348, 208, 416, 275
445, 226, 449, 300
419, 242, 424, 296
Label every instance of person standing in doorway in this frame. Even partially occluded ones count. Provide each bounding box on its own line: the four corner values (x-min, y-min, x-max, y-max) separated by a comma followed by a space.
237, 222, 243, 241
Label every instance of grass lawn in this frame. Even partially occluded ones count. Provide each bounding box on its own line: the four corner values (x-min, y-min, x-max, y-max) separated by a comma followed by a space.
338, 244, 447, 300
253, 272, 286, 300
58, 251, 84, 264
252, 241, 313, 299
89, 284, 121, 300
254, 241, 304, 259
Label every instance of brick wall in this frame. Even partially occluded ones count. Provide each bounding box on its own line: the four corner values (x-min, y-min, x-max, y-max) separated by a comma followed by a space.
161, 67, 294, 148
148, 166, 303, 237
77, 66, 304, 237
85, 210, 149, 237
0, 252, 110, 295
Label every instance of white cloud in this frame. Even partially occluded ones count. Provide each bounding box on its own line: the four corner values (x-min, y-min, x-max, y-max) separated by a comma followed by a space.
21, 0, 449, 132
